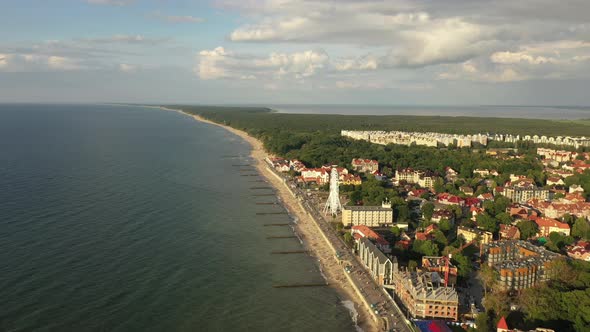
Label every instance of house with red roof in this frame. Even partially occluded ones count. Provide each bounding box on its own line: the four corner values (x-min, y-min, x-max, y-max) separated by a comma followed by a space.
409, 189, 428, 197
531, 217, 571, 237
351, 225, 391, 253
437, 193, 465, 206
478, 193, 495, 201
567, 240, 590, 262
499, 224, 521, 240
351, 158, 379, 173
546, 177, 565, 186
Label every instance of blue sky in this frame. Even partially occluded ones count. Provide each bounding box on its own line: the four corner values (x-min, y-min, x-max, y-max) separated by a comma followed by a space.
1, 0, 589, 105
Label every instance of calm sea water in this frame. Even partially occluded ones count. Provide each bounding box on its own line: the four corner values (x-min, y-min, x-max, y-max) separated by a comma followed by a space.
270, 104, 590, 120
0, 104, 355, 332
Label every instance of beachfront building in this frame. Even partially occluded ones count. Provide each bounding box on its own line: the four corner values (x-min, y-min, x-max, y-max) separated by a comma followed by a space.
341, 201, 394, 227
482, 240, 561, 291
390, 268, 459, 321
357, 237, 396, 285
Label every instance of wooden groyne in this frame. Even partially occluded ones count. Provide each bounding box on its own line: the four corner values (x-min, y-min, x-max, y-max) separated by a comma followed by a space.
271, 250, 309, 254
256, 212, 288, 215
240, 174, 259, 177
263, 223, 291, 226
266, 236, 297, 239
273, 283, 329, 288
255, 202, 276, 205
250, 186, 273, 190
253, 194, 275, 197
232, 164, 251, 167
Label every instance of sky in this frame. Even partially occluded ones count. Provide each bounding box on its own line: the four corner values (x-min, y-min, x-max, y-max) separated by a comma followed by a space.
0, 0, 589, 105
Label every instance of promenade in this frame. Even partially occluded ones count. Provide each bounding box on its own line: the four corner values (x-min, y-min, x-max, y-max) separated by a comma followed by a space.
269, 166, 414, 332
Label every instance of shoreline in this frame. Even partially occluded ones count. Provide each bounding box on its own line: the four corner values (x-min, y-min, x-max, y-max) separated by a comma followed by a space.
163, 106, 379, 332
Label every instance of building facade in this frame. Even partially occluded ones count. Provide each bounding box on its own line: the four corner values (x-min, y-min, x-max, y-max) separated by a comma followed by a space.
342, 201, 394, 227
390, 268, 459, 321
482, 240, 561, 291
358, 237, 395, 285
457, 226, 493, 245
502, 186, 550, 204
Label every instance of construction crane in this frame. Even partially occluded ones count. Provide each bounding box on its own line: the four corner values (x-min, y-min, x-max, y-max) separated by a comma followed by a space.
442, 238, 477, 287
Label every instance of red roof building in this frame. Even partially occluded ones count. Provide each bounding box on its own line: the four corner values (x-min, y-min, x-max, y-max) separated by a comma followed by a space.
532, 217, 571, 237
351, 225, 391, 253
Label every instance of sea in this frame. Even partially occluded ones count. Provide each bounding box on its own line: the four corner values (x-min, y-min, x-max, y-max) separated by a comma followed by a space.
0, 104, 357, 332
270, 104, 590, 120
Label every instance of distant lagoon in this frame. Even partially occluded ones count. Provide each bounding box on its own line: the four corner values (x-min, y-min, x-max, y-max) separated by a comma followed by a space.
269, 104, 590, 120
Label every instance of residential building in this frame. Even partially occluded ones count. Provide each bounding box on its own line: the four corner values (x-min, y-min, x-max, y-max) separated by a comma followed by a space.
437, 193, 464, 206
351, 158, 379, 173
482, 240, 561, 290
431, 209, 454, 224
546, 177, 565, 186
421, 256, 458, 286
531, 217, 571, 237
390, 268, 459, 321
357, 237, 395, 285
457, 226, 493, 245
340, 173, 362, 185
569, 184, 585, 194
351, 225, 391, 253
395, 168, 439, 189
566, 241, 590, 262
502, 185, 550, 204
499, 224, 521, 240
341, 201, 394, 227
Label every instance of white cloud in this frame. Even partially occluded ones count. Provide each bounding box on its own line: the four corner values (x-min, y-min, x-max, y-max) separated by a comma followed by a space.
0, 54, 9, 68
149, 12, 204, 24
196, 47, 329, 80
0, 53, 84, 72
86, 0, 133, 6
47, 56, 81, 70
490, 51, 555, 65
119, 63, 137, 72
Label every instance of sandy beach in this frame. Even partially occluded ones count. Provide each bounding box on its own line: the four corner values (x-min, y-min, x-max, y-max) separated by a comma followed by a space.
163, 107, 378, 332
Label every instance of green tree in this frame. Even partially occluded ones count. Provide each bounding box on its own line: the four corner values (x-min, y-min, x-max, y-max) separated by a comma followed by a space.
517, 220, 539, 239
478, 264, 497, 297
496, 212, 512, 225
493, 196, 511, 215
343, 232, 354, 247
413, 240, 440, 256
451, 253, 472, 278
390, 226, 402, 238
439, 218, 452, 233
477, 213, 498, 233
422, 202, 435, 221
434, 178, 445, 193
572, 217, 590, 239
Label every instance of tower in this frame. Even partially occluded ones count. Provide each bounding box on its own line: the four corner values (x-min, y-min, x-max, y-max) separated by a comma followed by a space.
323, 167, 342, 216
